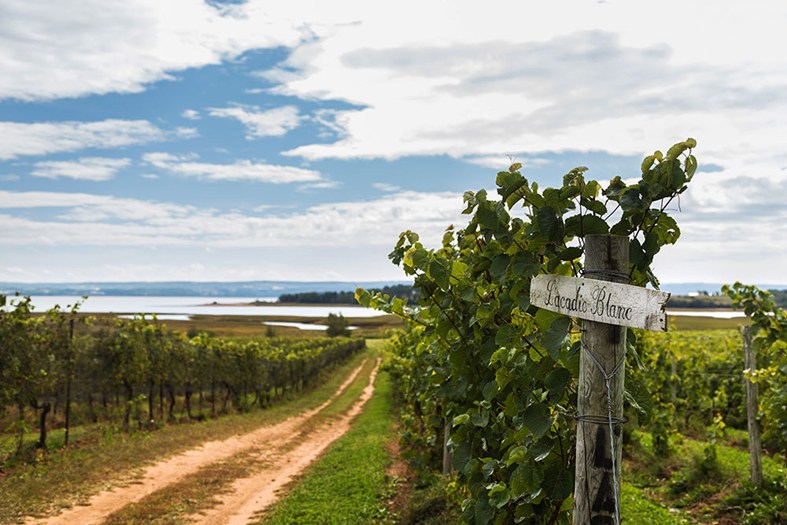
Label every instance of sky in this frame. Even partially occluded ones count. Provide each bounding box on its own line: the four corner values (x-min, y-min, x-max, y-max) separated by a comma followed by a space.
1, 0, 786, 286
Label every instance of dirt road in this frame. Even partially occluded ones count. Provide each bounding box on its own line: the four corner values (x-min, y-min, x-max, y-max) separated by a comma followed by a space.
29, 358, 380, 525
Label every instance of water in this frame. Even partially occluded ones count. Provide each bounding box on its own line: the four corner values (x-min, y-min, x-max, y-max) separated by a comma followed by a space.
666, 309, 745, 319
5, 295, 746, 320
261, 321, 358, 331
8, 295, 388, 318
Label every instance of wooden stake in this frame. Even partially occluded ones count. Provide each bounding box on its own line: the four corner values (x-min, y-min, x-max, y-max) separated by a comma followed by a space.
573, 235, 628, 525
743, 326, 763, 487
64, 318, 74, 446
442, 419, 453, 475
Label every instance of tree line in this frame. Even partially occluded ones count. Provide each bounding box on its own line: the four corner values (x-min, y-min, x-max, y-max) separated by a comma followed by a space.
279, 284, 419, 304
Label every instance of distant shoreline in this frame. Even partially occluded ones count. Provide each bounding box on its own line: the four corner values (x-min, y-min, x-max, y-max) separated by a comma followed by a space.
200, 300, 367, 308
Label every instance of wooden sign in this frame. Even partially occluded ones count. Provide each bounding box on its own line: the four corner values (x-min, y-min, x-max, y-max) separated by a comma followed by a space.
530, 274, 670, 331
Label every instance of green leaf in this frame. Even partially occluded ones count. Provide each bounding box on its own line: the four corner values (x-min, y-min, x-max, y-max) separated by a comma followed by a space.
453, 413, 470, 426
536, 206, 562, 240
619, 187, 642, 211
488, 483, 511, 508
534, 308, 562, 332
510, 253, 541, 278
510, 463, 544, 499
478, 203, 498, 230
427, 257, 452, 290
666, 141, 688, 160
580, 197, 607, 215
522, 402, 552, 437
514, 503, 535, 523
490, 254, 510, 280
685, 154, 697, 180
505, 445, 528, 467
530, 436, 556, 462
451, 260, 468, 281
544, 367, 571, 398
641, 154, 657, 175
474, 496, 494, 525
542, 467, 573, 500
565, 214, 609, 237
603, 176, 626, 198
625, 373, 653, 423
541, 316, 570, 361
495, 324, 521, 348
557, 247, 582, 261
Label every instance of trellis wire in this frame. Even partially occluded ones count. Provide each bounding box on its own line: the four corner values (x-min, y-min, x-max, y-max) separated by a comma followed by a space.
576, 342, 625, 525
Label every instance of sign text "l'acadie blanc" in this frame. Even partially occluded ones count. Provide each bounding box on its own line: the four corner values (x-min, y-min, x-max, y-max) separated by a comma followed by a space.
530, 274, 670, 331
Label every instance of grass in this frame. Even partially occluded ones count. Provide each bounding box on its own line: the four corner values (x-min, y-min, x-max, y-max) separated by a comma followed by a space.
260, 359, 394, 524
260, 339, 462, 525
668, 314, 749, 331
161, 313, 403, 339
621, 483, 689, 524
623, 429, 787, 524
0, 349, 371, 525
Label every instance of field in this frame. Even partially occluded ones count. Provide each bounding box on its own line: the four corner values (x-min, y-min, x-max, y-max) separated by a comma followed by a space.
2, 301, 785, 524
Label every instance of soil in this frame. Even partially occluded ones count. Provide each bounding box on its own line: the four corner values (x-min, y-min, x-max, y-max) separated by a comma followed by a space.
27, 359, 380, 525
384, 432, 415, 519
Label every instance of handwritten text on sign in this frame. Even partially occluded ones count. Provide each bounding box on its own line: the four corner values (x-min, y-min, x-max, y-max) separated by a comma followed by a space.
530, 274, 670, 331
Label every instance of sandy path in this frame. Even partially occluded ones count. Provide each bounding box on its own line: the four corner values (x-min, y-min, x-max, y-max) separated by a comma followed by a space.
29, 360, 370, 525
188, 359, 380, 525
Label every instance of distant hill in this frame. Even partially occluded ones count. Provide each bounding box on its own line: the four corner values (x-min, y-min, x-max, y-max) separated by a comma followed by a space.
279, 284, 419, 304
0, 280, 412, 298
657, 282, 787, 295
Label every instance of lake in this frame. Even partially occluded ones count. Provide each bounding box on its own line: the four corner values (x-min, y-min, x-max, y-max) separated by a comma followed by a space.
6, 296, 746, 320
12, 295, 388, 318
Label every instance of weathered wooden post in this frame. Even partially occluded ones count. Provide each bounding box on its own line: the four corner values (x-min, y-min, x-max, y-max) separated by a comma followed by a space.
742, 326, 763, 487
531, 234, 670, 525
573, 235, 628, 525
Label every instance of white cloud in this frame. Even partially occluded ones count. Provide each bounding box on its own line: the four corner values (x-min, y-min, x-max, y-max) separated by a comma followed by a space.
253, 2, 787, 189
31, 157, 131, 181
372, 182, 401, 193
175, 127, 199, 138
142, 151, 321, 183
0, 120, 164, 160
0, 189, 464, 248
182, 109, 200, 120
297, 180, 340, 191
462, 155, 551, 170
4, 1, 785, 179
207, 105, 303, 138
0, 0, 311, 101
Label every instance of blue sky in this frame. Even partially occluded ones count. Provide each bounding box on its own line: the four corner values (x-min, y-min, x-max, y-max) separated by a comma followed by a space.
1, 1, 786, 285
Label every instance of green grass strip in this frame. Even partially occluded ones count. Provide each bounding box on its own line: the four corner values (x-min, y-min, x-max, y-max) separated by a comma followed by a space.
621, 483, 689, 525
681, 436, 786, 480
260, 371, 394, 525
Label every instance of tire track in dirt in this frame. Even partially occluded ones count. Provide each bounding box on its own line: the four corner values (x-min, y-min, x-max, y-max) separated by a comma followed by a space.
27, 359, 370, 525
187, 359, 381, 525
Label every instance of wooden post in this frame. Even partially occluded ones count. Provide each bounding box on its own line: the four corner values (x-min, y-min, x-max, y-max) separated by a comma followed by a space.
742, 326, 763, 487
573, 235, 629, 525
442, 419, 453, 475
64, 318, 74, 446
